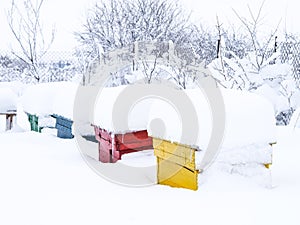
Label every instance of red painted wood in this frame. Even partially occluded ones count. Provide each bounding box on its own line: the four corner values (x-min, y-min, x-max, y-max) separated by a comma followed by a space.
94, 126, 112, 141
99, 141, 111, 163
117, 140, 153, 151
115, 130, 150, 144
95, 134, 102, 142
93, 125, 153, 163
112, 150, 120, 162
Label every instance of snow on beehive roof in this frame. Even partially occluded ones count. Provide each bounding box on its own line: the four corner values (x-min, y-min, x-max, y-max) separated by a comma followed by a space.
92, 84, 155, 133
0, 81, 28, 97
148, 87, 276, 149
52, 83, 78, 120
21, 82, 78, 116
0, 87, 18, 113
222, 88, 276, 147
147, 87, 212, 150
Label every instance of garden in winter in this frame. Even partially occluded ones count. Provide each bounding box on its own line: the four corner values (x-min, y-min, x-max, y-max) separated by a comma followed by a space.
1, 0, 300, 224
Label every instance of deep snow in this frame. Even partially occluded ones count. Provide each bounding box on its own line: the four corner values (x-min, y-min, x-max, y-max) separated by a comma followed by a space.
0, 81, 299, 225
0, 87, 18, 112
0, 126, 300, 225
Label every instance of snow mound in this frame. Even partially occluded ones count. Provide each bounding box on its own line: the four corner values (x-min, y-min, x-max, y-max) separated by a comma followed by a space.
148, 87, 276, 150
222, 88, 276, 147
147, 87, 212, 150
253, 84, 289, 113
0, 87, 18, 112
0, 81, 28, 97
53, 83, 78, 120
21, 82, 78, 116
38, 116, 56, 128
93, 84, 155, 133
120, 150, 156, 168
196, 143, 272, 169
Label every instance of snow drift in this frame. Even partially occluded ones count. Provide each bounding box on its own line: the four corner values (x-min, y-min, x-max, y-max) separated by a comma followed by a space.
21, 82, 78, 117
0, 87, 18, 112
147, 87, 276, 170
92, 84, 154, 133
148, 87, 276, 149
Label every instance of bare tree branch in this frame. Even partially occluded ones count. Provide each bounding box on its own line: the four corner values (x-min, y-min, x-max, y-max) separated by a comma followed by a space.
7, 0, 55, 82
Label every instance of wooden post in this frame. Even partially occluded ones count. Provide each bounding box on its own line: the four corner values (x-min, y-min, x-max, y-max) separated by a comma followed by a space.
274, 36, 278, 53
5, 114, 15, 131
216, 16, 225, 73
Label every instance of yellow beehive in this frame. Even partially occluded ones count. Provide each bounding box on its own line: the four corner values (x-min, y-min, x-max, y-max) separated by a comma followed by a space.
153, 138, 276, 191
153, 137, 201, 191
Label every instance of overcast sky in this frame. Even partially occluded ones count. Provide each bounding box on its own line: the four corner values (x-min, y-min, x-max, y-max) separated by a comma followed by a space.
0, 0, 299, 52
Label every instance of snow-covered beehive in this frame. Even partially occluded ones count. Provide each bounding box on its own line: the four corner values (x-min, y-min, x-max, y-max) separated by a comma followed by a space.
21, 82, 77, 133
148, 88, 276, 190
0, 87, 18, 113
52, 82, 78, 139
92, 85, 153, 163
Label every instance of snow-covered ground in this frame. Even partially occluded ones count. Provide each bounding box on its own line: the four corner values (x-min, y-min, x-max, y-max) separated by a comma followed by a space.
0, 81, 299, 225
0, 125, 300, 225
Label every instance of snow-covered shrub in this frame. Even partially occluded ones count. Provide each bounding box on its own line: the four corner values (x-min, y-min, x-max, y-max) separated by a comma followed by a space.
276, 108, 295, 126
209, 51, 300, 125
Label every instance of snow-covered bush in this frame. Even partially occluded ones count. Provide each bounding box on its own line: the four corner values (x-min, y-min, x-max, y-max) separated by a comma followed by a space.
209, 53, 300, 125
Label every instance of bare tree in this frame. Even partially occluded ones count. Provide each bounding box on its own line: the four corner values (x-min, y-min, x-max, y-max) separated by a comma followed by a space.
210, 1, 282, 90
75, 0, 193, 85
188, 24, 218, 66
7, 0, 55, 82
75, 0, 191, 53
232, 0, 281, 73
167, 42, 204, 89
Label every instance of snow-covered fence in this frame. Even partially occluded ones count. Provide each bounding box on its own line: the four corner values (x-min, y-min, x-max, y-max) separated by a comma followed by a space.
0, 51, 82, 83
281, 42, 300, 84
86, 41, 204, 87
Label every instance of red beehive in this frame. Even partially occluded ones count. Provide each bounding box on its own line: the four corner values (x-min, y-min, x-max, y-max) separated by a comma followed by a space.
94, 126, 153, 163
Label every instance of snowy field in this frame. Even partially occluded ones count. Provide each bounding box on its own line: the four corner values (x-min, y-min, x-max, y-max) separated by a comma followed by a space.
0, 122, 300, 225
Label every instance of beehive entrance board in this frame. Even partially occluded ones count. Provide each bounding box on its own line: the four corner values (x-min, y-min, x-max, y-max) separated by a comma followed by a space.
153, 138, 200, 191
94, 126, 153, 163
27, 113, 41, 132
52, 115, 74, 139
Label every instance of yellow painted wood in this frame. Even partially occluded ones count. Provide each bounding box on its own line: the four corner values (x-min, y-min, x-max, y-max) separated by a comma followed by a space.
157, 157, 199, 191
153, 138, 199, 191
153, 138, 196, 169
153, 138, 196, 157
264, 164, 271, 169
154, 138, 275, 190
154, 148, 195, 171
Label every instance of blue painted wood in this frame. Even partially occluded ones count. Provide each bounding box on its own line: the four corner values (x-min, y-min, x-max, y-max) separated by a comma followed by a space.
53, 114, 74, 139
56, 124, 73, 139
53, 114, 73, 129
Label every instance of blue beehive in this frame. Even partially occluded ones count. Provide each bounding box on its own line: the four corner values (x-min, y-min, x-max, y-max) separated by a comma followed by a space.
53, 114, 74, 139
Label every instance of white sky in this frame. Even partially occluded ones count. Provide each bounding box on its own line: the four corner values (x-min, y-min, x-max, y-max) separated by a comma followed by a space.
0, 0, 300, 51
